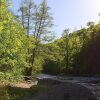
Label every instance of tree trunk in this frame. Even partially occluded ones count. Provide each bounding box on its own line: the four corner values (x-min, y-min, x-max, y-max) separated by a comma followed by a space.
25, 48, 36, 81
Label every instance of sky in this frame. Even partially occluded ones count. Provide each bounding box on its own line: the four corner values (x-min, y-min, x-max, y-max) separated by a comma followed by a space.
11, 0, 100, 38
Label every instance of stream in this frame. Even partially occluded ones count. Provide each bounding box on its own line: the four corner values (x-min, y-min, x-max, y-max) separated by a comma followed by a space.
30, 74, 100, 100
35, 74, 100, 83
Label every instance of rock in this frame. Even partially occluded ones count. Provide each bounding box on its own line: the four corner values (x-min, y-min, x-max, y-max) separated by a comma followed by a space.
31, 83, 97, 100
9, 81, 38, 88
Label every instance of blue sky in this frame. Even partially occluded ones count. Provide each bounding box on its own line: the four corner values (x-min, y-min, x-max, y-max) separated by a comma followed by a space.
11, 0, 100, 38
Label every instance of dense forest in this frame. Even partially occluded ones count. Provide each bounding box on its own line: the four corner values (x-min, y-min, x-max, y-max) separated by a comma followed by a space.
0, 0, 100, 83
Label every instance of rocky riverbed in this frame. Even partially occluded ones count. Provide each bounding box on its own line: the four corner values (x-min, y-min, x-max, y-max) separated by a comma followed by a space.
31, 82, 97, 100
1, 74, 100, 100
30, 74, 100, 100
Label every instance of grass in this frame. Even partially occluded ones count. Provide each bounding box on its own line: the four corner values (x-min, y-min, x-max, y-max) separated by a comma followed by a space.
0, 79, 60, 100
0, 84, 48, 100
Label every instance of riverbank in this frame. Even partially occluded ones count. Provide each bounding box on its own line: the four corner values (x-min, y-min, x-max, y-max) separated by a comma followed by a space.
0, 78, 61, 100
0, 74, 100, 100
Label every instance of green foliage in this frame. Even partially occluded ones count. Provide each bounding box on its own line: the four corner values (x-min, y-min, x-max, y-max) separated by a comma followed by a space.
75, 23, 100, 75
0, 0, 27, 83
1, 0, 100, 85
18, 0, 54, 77
42, 22, 100, 75
32, 56, 44, 74
0, 72, 23, 84
0, 86, 9, 100
42, 30, 82, 75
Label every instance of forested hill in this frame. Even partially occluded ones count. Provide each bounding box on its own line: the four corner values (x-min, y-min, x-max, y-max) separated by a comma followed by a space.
42, 23, 100, 75
0, 0, 100, 83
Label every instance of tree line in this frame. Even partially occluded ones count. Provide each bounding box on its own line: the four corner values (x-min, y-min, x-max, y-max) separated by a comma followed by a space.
43, 22, 100, 76
0, 0, 100, 83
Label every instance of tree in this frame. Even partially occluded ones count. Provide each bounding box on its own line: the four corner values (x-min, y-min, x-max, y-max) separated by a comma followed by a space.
61, 29, 70, 73
0, 0, 27, 83
18, 0, 54, 77
76, 23, 100, 75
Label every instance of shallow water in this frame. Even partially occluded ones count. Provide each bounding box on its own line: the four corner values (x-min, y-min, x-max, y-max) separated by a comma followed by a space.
35, 74, 56, 79
35, 74, 100, 83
